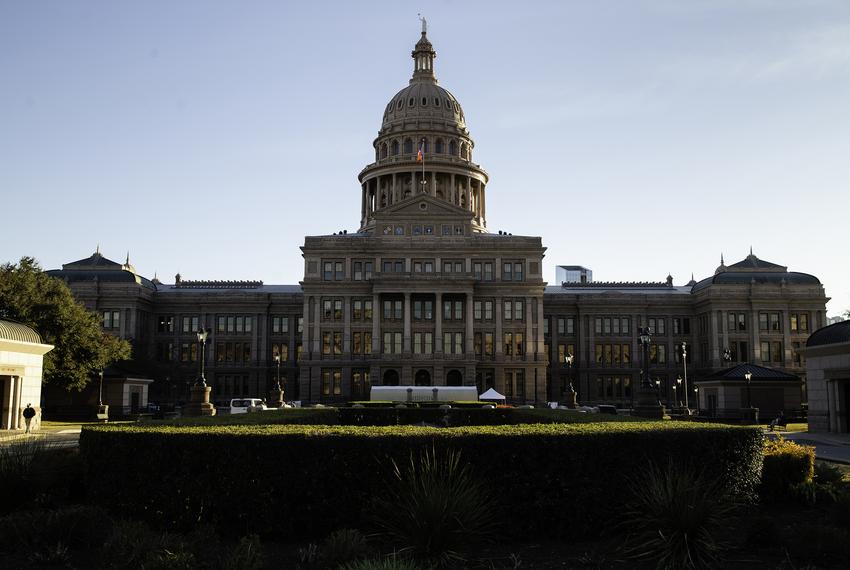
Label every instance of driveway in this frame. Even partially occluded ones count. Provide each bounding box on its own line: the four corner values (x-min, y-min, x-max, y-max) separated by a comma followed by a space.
767, 430, 850, 464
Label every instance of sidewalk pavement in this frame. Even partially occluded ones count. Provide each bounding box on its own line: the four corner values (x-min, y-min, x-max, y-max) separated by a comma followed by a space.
767, 430, 850, 464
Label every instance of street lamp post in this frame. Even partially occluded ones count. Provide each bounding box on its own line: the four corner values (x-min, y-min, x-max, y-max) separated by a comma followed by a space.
184, 328, 216, 417
741, 369, 759, 424
744, 370, 752, 409
98, 370, 104, 407
634, 327, 664, 418
564, 353, 577, 408
681, 341, 689, 409
676, 375, 683, 407
269, 354, 285, 408
195, 329, 209, 387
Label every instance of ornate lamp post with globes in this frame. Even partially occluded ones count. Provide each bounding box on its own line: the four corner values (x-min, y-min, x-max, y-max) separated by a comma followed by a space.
184, 328, 216, 417
564, 353, 577, 408
269, 354, 285, 408
741, 369, 759, 424
633, 327, 664, 418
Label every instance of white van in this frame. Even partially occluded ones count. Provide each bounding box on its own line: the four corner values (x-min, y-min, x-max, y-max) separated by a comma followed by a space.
229, 398, 267, 414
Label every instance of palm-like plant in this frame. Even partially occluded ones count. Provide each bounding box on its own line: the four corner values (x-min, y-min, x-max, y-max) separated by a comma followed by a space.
621, 459, 739, 569
369, 447, 498, 567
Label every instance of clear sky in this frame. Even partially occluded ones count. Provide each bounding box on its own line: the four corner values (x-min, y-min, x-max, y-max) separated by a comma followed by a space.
2, 1, 848, 316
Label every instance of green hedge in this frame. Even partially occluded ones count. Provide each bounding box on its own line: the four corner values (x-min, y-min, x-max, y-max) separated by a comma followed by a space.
80, 422, 762, 541
761, 437, 815, 500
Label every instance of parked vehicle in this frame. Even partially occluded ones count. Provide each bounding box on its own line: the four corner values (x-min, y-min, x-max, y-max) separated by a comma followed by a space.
229, 398, 267, 414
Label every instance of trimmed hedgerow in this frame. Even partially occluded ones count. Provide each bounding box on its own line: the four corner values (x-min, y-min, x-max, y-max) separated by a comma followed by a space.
79, 422, 762, 542
761, 437, 815, 501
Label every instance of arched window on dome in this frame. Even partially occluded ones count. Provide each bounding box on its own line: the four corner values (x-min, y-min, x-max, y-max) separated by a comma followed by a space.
397, 99, 403, 110
449, 140, 457, 156
408, 97, 415, 107
461, 142, 469, 160
435, 139, 443, 154
391, 140, 399, 156
403, 138, 413, 155
380, 143, 388, 159
422, 97, 427, 106
434, 98, 440, 107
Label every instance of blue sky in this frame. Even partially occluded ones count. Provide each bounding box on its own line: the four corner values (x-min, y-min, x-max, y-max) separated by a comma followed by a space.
2, 1, 848, 316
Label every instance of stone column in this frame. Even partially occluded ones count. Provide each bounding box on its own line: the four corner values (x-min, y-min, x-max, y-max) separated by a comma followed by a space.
525, 298, 534, 359
431, 170, 436, 197
403, 292, 412, 355
495, 297, 503, 355
710, 311, 719, 366
343, 296, 352, 355
751, 310, 760, 362
480, 183, 486, 225
372, 293, 381, 354
435, 292, 443, 354
466, 177, 472, 213
536, 298, 545, 358
392, 173, 397, 203
302, 297, 311, 357
466, 292, 474, 357
450, 174, 456, 205
361, 183, 367, 222
312, 297, 321, 355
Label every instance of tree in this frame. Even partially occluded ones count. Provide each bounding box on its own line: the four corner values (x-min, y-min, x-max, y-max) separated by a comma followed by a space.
0, 257, 131, 391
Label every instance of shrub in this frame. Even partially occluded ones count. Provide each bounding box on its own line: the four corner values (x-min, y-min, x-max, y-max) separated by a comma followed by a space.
621, 459, 738, 569
369, 447, 498, 567
0, 438, 85, 514
814, 461, 846, 484
99, 518, 199, 569
80, 422, 763, 541
221, 534, 264, 570
319, 528, 370, 568
0, 505, 112, 555
341, 558, 423, 570
761, 438, 815, 501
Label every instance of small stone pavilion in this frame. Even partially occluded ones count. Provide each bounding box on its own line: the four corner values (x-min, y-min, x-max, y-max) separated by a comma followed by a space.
802, 320, 850, 433
0, 319, 53, 430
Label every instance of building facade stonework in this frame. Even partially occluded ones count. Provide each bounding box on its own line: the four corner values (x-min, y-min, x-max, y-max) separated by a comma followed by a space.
46, 29, 829, 410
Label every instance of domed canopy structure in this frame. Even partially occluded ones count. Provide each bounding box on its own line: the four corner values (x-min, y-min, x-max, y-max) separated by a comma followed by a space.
358, 23, 489, 234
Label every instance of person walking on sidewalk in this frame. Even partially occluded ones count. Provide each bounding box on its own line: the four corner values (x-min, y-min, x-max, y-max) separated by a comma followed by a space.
22, 403, 36, 434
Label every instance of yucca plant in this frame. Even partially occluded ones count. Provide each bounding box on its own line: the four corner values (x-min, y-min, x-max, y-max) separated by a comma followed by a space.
369, 446, 498, 567
620, 459, 739, 570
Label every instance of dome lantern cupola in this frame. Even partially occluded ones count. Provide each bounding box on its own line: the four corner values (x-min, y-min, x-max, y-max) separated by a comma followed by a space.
411, 15, 437, 84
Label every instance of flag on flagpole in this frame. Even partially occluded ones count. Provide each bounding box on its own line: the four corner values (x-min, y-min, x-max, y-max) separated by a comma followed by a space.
417, 143, 423, 162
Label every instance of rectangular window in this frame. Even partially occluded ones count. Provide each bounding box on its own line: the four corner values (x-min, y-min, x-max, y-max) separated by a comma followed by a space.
227, 316, 234, 333
514, 262, 523, 281
759, 313, 768, 331
454, 301, 462, 320
621, 318, 629, 334
364, 332, 372, 354
364, 300, 373, 320
504, 332, 513, 356
424, 332, 432, 354
503, 263, 512, 281
297, 317, 304, 333
474, 301, 482, 320
558, 318, 566, 335
515, 332, 523, 356
444, 332, 452, 355
770, 313, 781, 332
383, 301, 392, 319
235, 316, 244, 333
790, 314, 798, 332
334, 300, 342, 320
322, 370, 331, 396
353, 300, 362, 320
515, 301, 523, 321
354, 261, 363, 281
414, 332, 422, 355
474, 332, 482, 356
322, 332, 331, 355
335, 262, 344, 280
595, 318, 602, 334
333, 332, 342, 355
761, 341, 771, 363
217, 316, 226, 333
454, 332, 463, 355
504, 300, 512, 320
364, 262, 373, 280
772, 341, 782, 363
484, 333, 494, 356
800, 314, 808, 332
485, 301, 493, 320
604, 318, 611, 334
484, 262, 493, 281
157, 315, 174, 333
353, 332, 362, 355
473, 262, 482, 279
324, 300, 333, 320
622, 344, 631, 364
323, 262, 333, 281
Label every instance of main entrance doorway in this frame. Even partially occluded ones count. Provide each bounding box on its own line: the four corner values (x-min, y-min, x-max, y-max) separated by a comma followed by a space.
446, 370, 463, 386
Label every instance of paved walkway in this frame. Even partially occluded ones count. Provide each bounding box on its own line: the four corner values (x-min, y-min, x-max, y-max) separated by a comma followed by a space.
766, 430, 850, 464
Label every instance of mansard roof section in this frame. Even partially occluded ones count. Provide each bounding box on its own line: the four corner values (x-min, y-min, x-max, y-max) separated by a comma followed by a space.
806, 320, 850, 348
63, 251, 124, 270
48, 251, 157, 291
691, 270, 821, 293
374, 193, 474, 221
699, 363, 799, 381
726, 252, 787, 272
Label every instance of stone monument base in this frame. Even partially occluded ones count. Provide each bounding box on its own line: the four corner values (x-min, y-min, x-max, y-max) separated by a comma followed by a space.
183, 385, 216, 417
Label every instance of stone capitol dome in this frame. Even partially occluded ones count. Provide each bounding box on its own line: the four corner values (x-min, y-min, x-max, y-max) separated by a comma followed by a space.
358, 22, 489, 234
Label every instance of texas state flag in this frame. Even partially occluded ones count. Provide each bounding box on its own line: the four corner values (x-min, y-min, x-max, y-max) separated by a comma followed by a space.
417, 141, 423, 161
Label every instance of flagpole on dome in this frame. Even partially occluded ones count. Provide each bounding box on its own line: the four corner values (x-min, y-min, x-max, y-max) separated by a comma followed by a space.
418, 138, 427, 193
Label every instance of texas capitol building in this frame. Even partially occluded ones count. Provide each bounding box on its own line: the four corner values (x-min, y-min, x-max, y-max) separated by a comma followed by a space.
46, 27, 828, 412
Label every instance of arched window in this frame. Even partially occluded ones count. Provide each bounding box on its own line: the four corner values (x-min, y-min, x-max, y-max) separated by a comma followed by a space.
383, 370, 400, 386
434, 98, 440, 107
435, 139, 444, 153
461, 142, 469, 160
380, 143, 388, 159
391, 140, 399, 156
422, 138, 429, 153
422, 97, 427, 106
408, 97, 415, 107
446, 370, 463, 386
403, 138, 413, 154
449, 140, 457, 156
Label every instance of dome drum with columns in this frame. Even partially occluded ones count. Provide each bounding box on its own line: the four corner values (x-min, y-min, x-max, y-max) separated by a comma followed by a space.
358, 25, 489, 234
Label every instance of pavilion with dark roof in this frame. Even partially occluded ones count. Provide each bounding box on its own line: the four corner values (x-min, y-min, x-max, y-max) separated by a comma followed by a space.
694, 362, 801, 420
800, 320, 850, 433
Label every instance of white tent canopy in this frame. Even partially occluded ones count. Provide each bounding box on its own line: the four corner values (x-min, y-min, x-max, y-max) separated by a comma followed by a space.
479, 388, 506, 401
